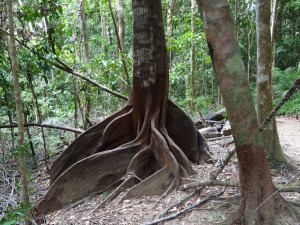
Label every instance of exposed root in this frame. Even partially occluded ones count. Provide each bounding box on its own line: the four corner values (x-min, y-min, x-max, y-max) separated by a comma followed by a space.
36, 144, 140, 214
96, 109, 134, 151
223, 194, 300, 225
35, 101, 210, 215
49, 105, 132, 183
223, 208, 240, 225
275, 194, 300, 221
93, 173, 141, 211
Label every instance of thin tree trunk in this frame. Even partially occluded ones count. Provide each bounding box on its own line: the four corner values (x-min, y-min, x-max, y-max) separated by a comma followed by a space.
0, 131, 4, 157
108, 0, 131, 91
80, 0, 92, 130
117, 0, 127, 94
99, 2, 107, 56
0, 73, 15, 149
73, 77, 79, 138
6, 0, 29, 208
190, 0, 196, 110
199, 0, 277, 223
80, 0, 89, 63
24, 114, 37, 167
167, 0, 175, 64
25, 72, 49, 171
270, 0, 279, 67
247, 29, 252, 80
256, 0, 287, 164
117, 0, 124, 50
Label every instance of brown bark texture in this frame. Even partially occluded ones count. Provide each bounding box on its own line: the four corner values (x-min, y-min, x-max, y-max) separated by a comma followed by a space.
6, 0, 29, 204
35, 0, 210, 215
256, 0, 286, 163
199, 0, 277, 224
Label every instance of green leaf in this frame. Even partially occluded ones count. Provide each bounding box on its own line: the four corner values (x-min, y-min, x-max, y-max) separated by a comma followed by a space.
3, 220, 17, 225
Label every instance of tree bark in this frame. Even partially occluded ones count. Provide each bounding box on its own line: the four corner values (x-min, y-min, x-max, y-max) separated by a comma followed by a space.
6, 0, 29, 206
108, 0, 131, 91
256, 0, 288, 164
199, 0, 277, 224
167, 0, 175, 64
190, 0, 196, 110
117, 0, 128, 94
35, 0, 210, 215
270, 0, 279, 67
80, 0, 92, 130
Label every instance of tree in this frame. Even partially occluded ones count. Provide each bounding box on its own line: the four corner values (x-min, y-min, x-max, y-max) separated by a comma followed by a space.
189, 0, 197, 110
199, 0, 277, 223
35, 0, 210, 214
6, 0, 29, 212
256, 0, 289, 164
80, 0, 92, 130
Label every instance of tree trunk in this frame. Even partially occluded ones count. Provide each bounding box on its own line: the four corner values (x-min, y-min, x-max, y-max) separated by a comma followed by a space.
117, 0, 128, 94
35, 0, 210, 215
270, 0, 279, 67
80, 0, 92, 130
256, 0, 288, 164
199, 0, 277, 224
117, 0, 125, 50
190, 0, 196, 110
167, 0, 175, 64
25, 71, 49, 171
6, 0, 29, 207
0, 73, 15, 149
99, 1, 107, 56
108, 0, 131, 91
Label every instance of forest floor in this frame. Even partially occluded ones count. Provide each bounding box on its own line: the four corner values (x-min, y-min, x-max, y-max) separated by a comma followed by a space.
25, 116, 300, 224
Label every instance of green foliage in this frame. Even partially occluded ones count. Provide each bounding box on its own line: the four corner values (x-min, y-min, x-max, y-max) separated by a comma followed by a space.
0, 201, 32, 225
273, 67, 300, 114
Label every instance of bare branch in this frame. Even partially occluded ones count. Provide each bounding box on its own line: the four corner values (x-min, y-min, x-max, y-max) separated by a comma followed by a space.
0, 123, 84, 133
259, 77, 300, 131
54, 58, 128, 100
143, 188, 225, 225
0, 28, 129, 101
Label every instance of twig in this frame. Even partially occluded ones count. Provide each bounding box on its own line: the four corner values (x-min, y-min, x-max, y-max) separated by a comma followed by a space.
256, 170, 300, 210
180, 178, 299, 193
209, 148, 236, 180
221, 139, 234, 147
155, 186, 205, 219
0, 123, 84, 133
180, 179, 239, 191
143, 188, 225, 225
206, 135, 232, 142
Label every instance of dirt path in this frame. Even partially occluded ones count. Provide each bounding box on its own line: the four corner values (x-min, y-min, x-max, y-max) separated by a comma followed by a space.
277, 116, 300, 166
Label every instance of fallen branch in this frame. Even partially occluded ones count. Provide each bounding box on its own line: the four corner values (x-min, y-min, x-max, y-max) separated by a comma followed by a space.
259, 77, 300, 131
180, 178, 300, 193
206, 135, 232, 142
180, 179, 238, 191
209, 148, 236, 180
0, 123, 84, 133
143, 188, 225, 225
155, 186, 205, 220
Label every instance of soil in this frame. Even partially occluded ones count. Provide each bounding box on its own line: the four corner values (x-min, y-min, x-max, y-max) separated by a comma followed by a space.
277, 117, 300, 167
5, 116, 300, 224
